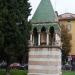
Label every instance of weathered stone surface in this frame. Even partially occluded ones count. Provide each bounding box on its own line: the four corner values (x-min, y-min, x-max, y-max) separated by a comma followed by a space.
28, 47, 62, 75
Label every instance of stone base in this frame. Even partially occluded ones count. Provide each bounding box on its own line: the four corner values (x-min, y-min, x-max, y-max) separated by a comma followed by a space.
28, 47, 62, 75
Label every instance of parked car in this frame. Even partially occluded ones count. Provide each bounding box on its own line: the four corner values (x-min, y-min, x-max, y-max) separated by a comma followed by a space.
9, 63, 21, 69
65, 63, 72, 70
0, 61, 7, 68
20, 64, 28, 70
72, 62, 75, 71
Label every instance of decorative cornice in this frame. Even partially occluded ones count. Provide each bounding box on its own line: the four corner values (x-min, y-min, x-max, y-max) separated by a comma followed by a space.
29, 45, 62, 50
32, 21, 59, 24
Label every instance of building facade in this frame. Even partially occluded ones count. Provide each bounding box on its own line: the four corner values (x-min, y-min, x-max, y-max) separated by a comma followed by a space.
58, 13, 75, 65
28, 0, 62, 75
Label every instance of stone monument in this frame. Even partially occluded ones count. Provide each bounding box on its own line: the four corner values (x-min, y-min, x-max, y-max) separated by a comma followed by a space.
28, 0, 62, 75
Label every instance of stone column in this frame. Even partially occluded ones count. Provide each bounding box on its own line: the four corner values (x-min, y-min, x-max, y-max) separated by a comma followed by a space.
33, 35, 34, 45
30, 33, 33, 46
47, 32, 49, 45
38, 32, 40, 46
30, 34, 32, 41
55, 33, 61, 46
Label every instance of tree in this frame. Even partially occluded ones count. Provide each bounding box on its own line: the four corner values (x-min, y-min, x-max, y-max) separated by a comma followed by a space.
61, 25, 71, 65
0, 0, 31, 69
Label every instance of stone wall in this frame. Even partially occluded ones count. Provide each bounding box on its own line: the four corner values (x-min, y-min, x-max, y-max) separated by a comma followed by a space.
28, 47, 62, 75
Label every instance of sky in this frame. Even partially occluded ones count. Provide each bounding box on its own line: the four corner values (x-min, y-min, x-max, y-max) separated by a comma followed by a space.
28, 0, 75, 19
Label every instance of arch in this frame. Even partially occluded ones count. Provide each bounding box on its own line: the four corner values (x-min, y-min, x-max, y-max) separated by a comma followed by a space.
41, 26, 46, 32
33, 27, 38, 46
40, 26, 46, 46
49, 26, 54, 35
33, 27, 37, 33
49, 26, 55, 45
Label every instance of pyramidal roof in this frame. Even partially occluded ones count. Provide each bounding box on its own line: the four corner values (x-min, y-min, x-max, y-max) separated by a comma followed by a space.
31, 0, 57, 23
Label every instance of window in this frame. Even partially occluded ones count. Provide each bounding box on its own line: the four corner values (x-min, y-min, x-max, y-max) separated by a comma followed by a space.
67, 20, 71, 22
49, 26, 55, 45
41, 27, 46, 46
66, 24, 71, 31
33, 28, 38, 46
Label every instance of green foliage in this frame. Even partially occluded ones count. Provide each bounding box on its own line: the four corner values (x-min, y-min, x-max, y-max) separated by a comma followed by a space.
63, 71, 75, 75
9, 69, 27, 75
61, 25, 71, 64
0, 69, 6, 75
0, 0, 31, 63
0, 69, 27, 75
